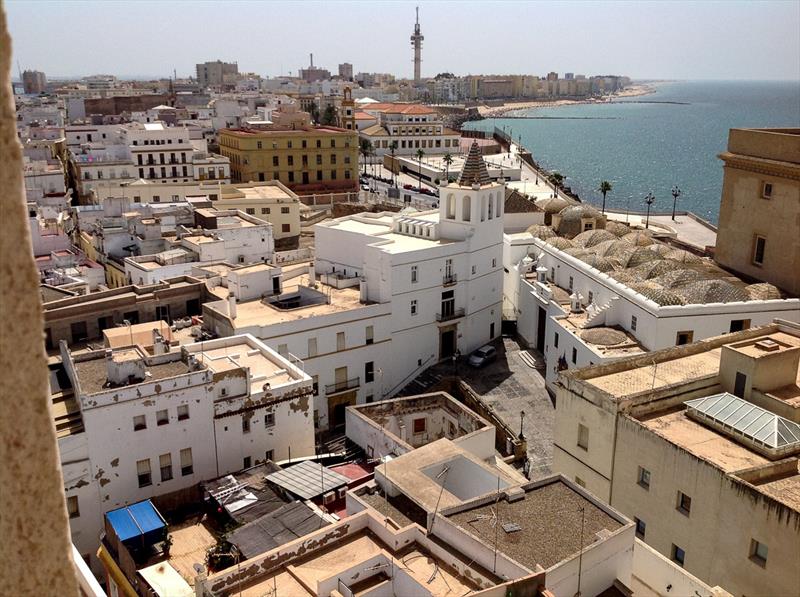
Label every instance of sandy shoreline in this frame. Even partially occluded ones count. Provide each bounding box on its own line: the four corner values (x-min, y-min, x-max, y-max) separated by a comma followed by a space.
477, 83, 658, 117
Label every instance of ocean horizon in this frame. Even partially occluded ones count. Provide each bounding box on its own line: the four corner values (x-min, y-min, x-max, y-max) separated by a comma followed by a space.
464, 80, 800, 224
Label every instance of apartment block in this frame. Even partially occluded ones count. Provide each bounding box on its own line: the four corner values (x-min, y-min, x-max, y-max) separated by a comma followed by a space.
553, 321, 800, 595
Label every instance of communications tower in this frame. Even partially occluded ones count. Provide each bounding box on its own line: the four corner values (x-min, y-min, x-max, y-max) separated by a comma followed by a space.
411, 6, 423, 84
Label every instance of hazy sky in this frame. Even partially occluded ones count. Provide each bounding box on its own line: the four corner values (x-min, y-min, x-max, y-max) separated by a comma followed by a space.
6, 1, 800, 81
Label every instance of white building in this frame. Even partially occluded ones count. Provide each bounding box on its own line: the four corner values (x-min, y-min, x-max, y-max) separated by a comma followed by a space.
202, 143, 505, 430
358, 103, 461, 155
124, 208, 275, 284
55, 333, 313, 570
503, 207, 800, 391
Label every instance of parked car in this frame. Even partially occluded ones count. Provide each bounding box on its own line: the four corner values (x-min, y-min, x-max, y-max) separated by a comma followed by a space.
360, 183, 370, 191
468, 345, 497, 368
403, 183, 414, 190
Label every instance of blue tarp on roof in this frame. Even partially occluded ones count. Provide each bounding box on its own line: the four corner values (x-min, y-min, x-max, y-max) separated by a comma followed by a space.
106, 500, 166, 543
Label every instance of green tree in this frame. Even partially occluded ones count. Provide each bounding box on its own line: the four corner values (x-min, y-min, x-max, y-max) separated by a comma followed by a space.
416, 148, 425, 191
598, 180, 613, 214
359, 139, 373, 177
442, 153, 453, 183
548, 172, 564, 197
321, 104, 337, 126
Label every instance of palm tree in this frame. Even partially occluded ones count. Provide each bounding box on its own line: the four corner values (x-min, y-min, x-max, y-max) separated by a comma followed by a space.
598, 180, 612, 214
548, 172, 564, 197
359, 139, 373, 177
442, 153, 453, 183
416, 148, 425, 191
389, 141, 398, 188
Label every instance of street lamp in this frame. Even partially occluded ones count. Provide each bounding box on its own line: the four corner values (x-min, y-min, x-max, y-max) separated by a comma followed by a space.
644, 192, 655, 229
671, 185, 681, 221
519, 410, 526, 440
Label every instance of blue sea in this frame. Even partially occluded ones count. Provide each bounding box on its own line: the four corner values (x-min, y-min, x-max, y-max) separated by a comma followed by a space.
464, 80, 800, 223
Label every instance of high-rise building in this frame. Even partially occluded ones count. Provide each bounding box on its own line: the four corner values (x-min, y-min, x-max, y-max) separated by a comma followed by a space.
715, 128, 800, 296
338, 62, 353, 81
22, 70, 47, 94
410, 6, 424, 84
299, 53, 331, 83
195, 60, 239, 88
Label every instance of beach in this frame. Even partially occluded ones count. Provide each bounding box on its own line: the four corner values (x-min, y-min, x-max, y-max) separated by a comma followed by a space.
477, 83, 657, 117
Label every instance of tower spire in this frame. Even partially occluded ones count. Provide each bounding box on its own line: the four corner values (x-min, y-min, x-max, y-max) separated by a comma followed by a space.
410, 6, 423, 85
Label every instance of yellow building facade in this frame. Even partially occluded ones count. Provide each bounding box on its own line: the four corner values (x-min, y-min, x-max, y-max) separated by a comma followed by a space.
716, 128, 800, 296
218, 126, 358, 196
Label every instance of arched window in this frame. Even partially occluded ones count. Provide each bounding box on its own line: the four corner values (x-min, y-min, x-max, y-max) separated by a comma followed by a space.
488, 193, 494, 220
481, 196, 487, 221
462, 195, 471, 221
446, 194, 455, 219
495, 194, 502, 218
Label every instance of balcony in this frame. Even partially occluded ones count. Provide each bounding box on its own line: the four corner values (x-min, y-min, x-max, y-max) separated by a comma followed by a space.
436, 308, 465, 322
443, 273, 457, 286
325, 377, 360, 395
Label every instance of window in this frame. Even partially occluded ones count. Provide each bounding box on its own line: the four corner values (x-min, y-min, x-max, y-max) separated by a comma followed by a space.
676, 331, 693, 346
330, 154, 337, 165
730, 319, 751, 333
637, 466, 651, 489
366, 325, 374, 345
264, 412, 275, 428
282, 223, 290, 233
246, 208, 255, 215
571, 347, 577, 364
265, 449, 274, 461
242, 417, 251, 434
277, 343, 288, 356
280, 206, 290, 214
671, 544, 685, 567
749, 539, 768, 566
492, 258, 497, 268
156, 409, 169, 426
180, 448, 193, 476
257, 141, 262, 149
133, 415, 146, 431
411, 300, 418, 315
67, 496, 80, 519
577, 423, 589, 450
261, 207, 269, 214
243, 456, 252, 469
761, 182, 772, 199
287, 156, 294, 166
752, 235, 766, 265
312, 375, 319, 396
336, 332, 345, 351
287, 141, 293, 149
587, 291, 593, 304
554, 332, 559, 348
631, 315, 637, 331
177, 405, 189, 421
471, 265, 476, 275
331, 170, 337, 180
677, 491, 692, 516
308, 337, 318, 357
160, 453, 173, 482
634, 517, 646, 539
574, 476, 585, 488
302, 140, 307, 149
365, 361, 374, 383
137, 459, 152, 488
273, 156, 279, 167
411, 265, 418, 283
413, 417, 426, 434
568, 276, 573, 291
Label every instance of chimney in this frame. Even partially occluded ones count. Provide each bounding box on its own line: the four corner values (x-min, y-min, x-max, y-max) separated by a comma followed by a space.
310, 53, 314, 67
359, 278, 368, 303
570, 292, 583, 313
228, 293, 237, 320
308, 264, 316, 286
536, 266, 548, 283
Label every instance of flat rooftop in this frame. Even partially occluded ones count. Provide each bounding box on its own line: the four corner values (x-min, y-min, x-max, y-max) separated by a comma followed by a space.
196, 341, 295, 387
222, 184, 296, 202
556, 312, 646, 358
207, 274, 373, 328
447, 479, 625, 570
745, 461, 800, 510
72, 353, 193, 395
231, 531, 484, 597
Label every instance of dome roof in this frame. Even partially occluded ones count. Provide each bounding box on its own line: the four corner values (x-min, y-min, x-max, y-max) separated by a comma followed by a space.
623, 231, 655, 246
648, 243, 673, 257
572, 229, 617, 248
651, 269, 707, 289
591, 239, 636, 259
628, 282, 686, 306
526, 224, 556, 240
556, 204, 607, 239
746, 283, 785, 301
535, 196, 570, 213
580, 327, 629, 346
630, 259, 686, 280
559, 204, 604, 221
544, 236, 574, 250
624, 247, 665, 269
605, 221, 631, 237
577, 253, 617, 272
679, 280, 750, 305
563, 247, 590, 259
664, 249, 703, 264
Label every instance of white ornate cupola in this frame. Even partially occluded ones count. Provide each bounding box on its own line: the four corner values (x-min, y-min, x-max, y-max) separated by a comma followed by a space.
439, 141, 504, 242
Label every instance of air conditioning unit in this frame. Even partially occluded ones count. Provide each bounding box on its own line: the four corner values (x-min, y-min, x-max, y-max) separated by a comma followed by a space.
323, 491, 336, 505
337, 487, 347, 499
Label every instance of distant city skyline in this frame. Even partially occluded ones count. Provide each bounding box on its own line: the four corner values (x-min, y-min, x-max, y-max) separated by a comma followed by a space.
6, 0, 800, 81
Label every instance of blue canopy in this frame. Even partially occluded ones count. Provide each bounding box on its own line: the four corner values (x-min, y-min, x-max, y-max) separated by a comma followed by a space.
106, 500, 166, 543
